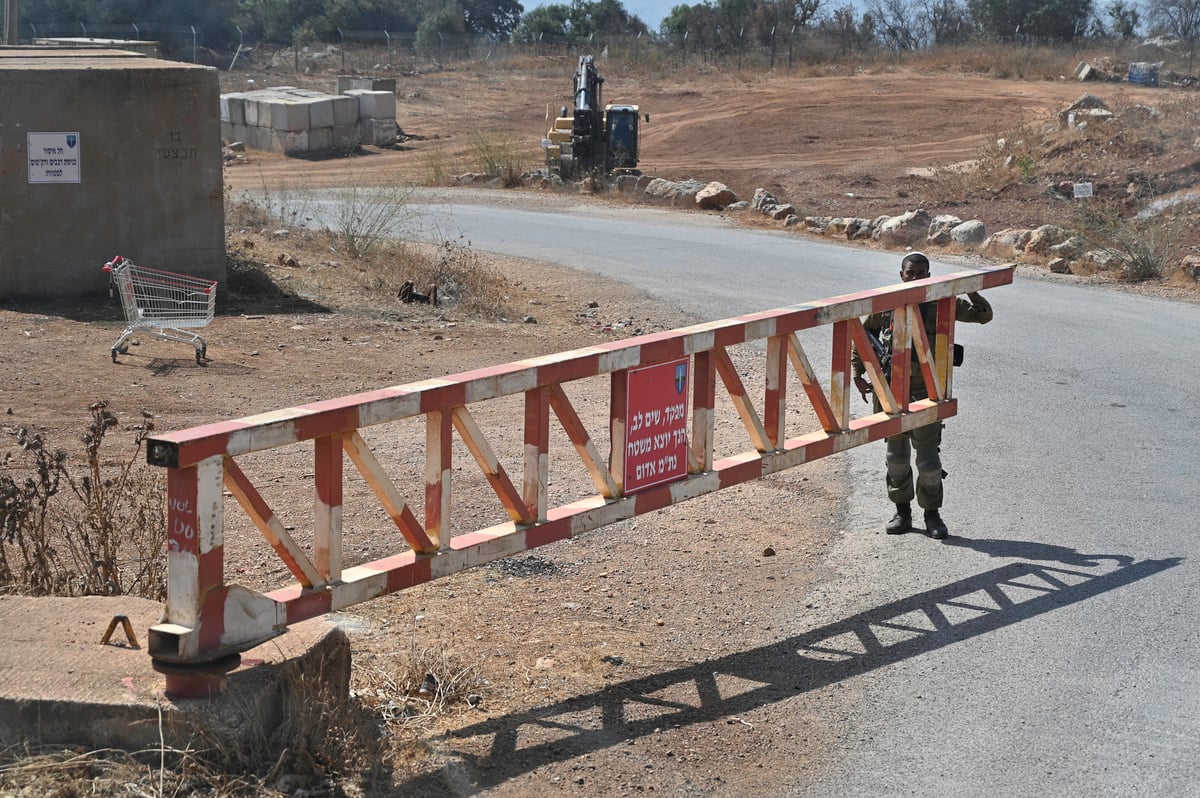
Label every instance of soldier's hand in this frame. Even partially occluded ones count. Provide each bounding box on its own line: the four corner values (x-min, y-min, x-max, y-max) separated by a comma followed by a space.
853, 375, 871, 404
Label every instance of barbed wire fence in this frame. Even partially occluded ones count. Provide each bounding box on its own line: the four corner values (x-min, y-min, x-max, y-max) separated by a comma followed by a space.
22, 21, 206, 62
19, 20, 893, 74
20, 19, 1123, 76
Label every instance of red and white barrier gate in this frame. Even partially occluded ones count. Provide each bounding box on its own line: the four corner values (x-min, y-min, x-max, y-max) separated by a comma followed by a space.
146, 265, 1013, 694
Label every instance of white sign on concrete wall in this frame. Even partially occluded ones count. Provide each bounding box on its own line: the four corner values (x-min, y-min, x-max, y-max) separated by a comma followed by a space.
27, 132, 82, 184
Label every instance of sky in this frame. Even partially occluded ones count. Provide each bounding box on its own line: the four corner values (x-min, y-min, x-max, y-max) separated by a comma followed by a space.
522, 0, 867, 34
524, 0, 684, 31
619, 0, 681, 29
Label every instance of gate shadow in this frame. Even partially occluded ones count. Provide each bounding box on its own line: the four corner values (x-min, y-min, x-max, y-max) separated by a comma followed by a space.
400, 550, 1180, 795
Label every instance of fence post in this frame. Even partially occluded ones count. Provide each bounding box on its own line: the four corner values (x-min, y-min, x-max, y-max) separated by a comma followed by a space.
3, 0, 16, 44
229, 25, 244, 71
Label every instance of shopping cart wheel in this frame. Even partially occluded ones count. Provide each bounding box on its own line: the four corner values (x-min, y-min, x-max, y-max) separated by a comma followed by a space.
111, 348, 119, 363
196, 345, 207, 365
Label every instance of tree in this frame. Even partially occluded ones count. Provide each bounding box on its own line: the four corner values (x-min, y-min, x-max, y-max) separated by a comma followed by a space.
1145, 0, 1200, 42
867, 0, 924, 48
514, 3, 575, 41
817, 4, 878, 52
462, 0, 523, 37
661, 2, 704, 41
1103, 0, 1139, 37
967, 0, 1094, 40
568, 0, 649, 36
794, 0, 823, 25
920, 0, 973, 44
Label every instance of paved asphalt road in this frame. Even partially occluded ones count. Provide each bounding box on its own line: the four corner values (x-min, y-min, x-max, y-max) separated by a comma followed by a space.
281, 189, 1200, 795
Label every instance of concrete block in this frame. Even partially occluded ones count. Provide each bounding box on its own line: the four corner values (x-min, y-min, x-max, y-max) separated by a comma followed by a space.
345, 89, 395, 120
270, 129, 309, 155
220, 94, 245, 125
332, 123, 360, 149
307, 97, 334, 129
269, 100, 310, 132
0, 596, 348, 751
360, 117, 398, 146
244, 97, 260, 126
337, 75, 397, 94
331, 95, 358, 126
308, 126, 333, 152
249, 125, 270, 152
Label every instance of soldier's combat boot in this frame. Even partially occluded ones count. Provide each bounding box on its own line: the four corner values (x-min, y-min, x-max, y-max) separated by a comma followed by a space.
885, 503, 912, 535
924, 509, 948, 540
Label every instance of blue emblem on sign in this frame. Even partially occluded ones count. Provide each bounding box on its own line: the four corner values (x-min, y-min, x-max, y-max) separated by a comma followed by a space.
674, 362, 687, 394
66, 135, 77, 148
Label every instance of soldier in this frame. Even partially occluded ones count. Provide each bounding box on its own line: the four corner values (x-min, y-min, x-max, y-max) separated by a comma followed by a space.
851, 252, 993, 539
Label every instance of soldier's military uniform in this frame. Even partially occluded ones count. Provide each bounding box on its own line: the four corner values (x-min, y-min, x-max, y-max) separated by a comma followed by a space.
852, 290, 993, 535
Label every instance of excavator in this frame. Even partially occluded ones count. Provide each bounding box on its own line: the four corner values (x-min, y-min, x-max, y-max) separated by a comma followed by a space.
543, 55, 644, 178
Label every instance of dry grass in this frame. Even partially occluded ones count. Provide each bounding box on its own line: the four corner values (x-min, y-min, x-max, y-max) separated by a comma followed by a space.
225, 186, 516, 320
0, 403, 165, 600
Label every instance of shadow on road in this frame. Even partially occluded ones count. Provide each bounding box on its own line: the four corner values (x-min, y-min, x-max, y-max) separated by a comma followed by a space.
401, 552, 1181, 795
939, 537, 1131, 567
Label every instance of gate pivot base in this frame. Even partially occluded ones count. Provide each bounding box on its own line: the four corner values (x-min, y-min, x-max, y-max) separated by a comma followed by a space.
153, 653, 242, 699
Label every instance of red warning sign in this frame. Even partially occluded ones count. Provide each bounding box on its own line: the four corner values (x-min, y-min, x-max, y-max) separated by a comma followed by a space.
624, 357, 689, 494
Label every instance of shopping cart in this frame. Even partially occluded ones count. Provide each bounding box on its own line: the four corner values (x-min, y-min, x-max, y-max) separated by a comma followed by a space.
103, 255, 218, 364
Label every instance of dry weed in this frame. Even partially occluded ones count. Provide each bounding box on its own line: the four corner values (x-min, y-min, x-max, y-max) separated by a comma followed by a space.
0, 404, 165, 599
353, 641, 487, 761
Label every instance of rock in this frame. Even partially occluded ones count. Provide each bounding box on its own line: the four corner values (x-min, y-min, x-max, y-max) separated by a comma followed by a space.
1049, 236, 1087, 259
1025, 224, 1070, 255
847, 218, 875, 240
644, 177, 680, 199
750, 188, 779, 211
696, 181, 738, 210
926, 215, 962, 246
1084, 248, 1124, 268
726, 200, 750, 211
950, 220, 987, 247
767, 203, 796, 220
1048, 257, 1072, 273
804, 216, 832, 233
675, 179, 706, 203
1179, 255, 1200, 280
874, 209, 932, 247
645, 177, 705, 204
982, 228, 1032, 257
784, 214, 800, 227
612, 174, 641, 193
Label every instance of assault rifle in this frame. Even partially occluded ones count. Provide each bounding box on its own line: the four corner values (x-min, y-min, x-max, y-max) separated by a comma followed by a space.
865, 328, 964, 378
864, 328, 891, 380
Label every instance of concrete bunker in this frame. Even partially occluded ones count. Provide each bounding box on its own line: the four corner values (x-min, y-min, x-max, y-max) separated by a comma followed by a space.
0, 47, 224, 300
